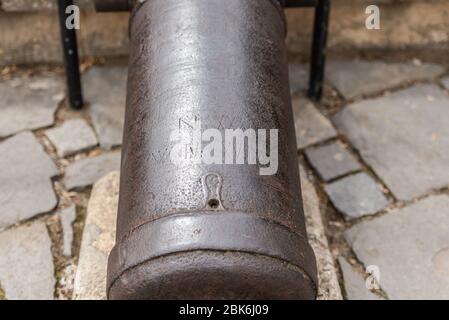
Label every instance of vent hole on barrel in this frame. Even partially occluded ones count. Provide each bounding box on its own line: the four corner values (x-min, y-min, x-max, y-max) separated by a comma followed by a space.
208, 199, 220, 209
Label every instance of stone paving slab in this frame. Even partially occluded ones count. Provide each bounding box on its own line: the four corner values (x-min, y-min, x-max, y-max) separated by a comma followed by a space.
45, 119, 98, 157
83, 66, 127, 150
289, 63, 309, 95
0, 77, 63, 138
64, 151, 120, 190
64, 151, 121, 190
0, 221, 55, 300
334, 84, 449, 201
74, 169, 343, 300
325, 172, 390, 220
305, 141, 361, 181
326, 60, 445, 100
0, 132, 58, 231
338, 257, 382, 300
292, 97, 337, 149
345, 195, 449, 300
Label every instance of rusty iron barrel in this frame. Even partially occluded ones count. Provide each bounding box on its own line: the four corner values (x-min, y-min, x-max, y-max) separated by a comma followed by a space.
107, 0, 318, 299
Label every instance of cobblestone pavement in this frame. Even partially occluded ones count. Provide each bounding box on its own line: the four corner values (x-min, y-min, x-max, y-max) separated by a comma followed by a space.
0, 58, 448, 299
292, 59, 449, 300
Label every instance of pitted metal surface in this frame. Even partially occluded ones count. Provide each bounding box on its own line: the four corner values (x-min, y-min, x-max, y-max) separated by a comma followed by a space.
108, 0, 317, 299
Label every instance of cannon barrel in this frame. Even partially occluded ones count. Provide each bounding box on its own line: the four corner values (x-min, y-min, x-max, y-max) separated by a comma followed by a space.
107, 0, 318, 299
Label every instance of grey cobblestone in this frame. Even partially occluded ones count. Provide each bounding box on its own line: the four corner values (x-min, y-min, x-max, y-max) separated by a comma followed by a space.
64, 151, 121, 190
305, 141, 361, 181
45, 119, 98, 157
325, 172, 390, 220
338, 257, 382, 300
84, 66, 127, 150
0, 221, 55, 300
0, 132, 58, 231
327, 60, 445, 99
334, 84, 449, 201
292, 98, 337, 149
0, 77, 63, 138
345, 195, 449, 300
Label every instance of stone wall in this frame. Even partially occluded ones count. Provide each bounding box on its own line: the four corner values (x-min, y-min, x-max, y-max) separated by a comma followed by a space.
0, 0, 448, 65
0, 10, 130, 65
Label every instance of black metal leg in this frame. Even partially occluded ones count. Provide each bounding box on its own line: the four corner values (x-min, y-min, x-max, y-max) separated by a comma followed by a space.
308, 0, 330, 101
57, 0, 83, 109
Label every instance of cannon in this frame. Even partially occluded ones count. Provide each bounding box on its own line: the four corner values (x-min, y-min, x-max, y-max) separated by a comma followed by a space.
58, 0, 331, 300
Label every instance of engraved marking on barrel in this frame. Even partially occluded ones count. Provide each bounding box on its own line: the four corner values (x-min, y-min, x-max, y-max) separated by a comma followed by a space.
150, 147, 171, 162
202, 173, 225, 210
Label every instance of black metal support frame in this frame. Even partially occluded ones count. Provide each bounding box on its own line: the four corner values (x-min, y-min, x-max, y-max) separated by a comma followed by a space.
308, 0, 330, 101
57, 0, 330, 107
57, 0, 83, 109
